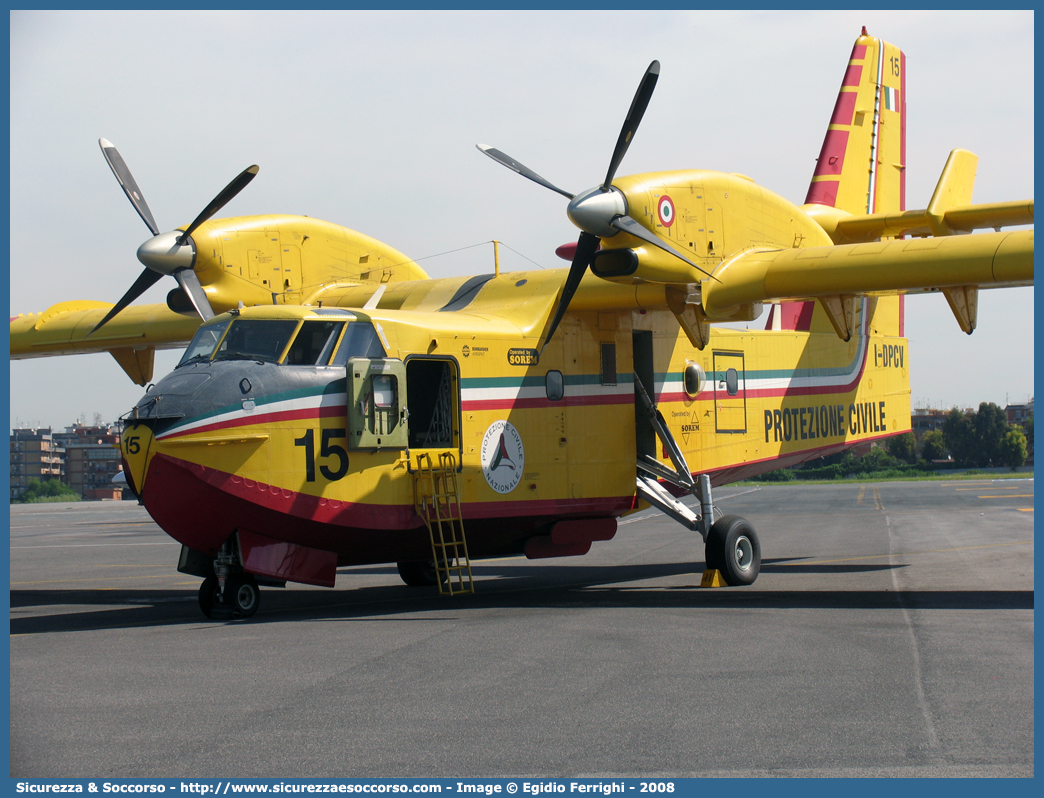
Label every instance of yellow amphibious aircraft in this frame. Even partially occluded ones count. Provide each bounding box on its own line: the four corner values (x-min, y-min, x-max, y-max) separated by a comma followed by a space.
10, 29, 1033, 618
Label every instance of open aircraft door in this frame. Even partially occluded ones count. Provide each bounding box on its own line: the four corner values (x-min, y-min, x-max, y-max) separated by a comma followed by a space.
404, 357, 461, 456
348, 358, 409, 450
712, 350, 747, 434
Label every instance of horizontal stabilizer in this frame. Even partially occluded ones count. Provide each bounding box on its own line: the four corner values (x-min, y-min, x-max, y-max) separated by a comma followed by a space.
809, 199, 1034, 244
806, 149, 1033, 244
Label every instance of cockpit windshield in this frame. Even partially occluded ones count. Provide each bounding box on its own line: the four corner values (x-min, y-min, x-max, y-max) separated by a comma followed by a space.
212, 319, 299, 363
176, 316, 386, 368
177, 319, 232, 367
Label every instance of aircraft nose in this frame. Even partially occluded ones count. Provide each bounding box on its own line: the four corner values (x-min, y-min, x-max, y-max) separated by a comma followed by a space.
120, 419, 156, 499
137, 230, 196, 276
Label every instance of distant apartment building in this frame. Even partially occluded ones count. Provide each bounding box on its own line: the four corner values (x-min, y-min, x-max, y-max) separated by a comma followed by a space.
9, 427, 64, 500
53, 425, 124, 500
1005, 398, 1034, 427
10, 424, 124, 501
910, 408, 949, 443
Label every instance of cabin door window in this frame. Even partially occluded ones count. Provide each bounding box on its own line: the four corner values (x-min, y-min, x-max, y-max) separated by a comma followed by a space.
347, 358, 409, 450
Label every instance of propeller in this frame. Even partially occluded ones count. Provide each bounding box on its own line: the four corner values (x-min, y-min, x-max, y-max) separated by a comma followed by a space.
90, 139, 258, 335
478, 60, 716, 351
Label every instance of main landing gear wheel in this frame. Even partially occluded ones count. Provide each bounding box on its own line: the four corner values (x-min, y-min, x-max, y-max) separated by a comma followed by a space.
705, 515, 761, 586
397, 560, 439, 587
198, 574, 261, 618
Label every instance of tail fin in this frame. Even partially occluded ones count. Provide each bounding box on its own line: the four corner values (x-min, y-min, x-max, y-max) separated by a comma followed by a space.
805, 28, 906, 216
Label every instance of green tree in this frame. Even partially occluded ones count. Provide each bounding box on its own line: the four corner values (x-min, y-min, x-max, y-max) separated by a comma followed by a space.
942, 408, 976, 466
17, 478, 79, 503
886, 431, 918, 464
973, 402, 1009, 466
998, 427, 1028, 470
943, 403, 1023, 468
920, 429, 948, 462
853, 446, 902, 473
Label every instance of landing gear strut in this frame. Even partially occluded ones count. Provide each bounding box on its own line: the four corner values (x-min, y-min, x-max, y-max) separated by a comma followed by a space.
632, 375, 762, 586
198, 537, 262, 618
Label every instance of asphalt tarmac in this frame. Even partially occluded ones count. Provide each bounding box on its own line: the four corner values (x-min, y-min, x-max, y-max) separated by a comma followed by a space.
9, 479, 1034, 778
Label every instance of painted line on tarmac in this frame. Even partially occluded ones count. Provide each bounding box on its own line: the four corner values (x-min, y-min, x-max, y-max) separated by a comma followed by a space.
947, 479, 1034, 487
855, 485, 884, 509
885, 512, 940, 751
956, 482, 1027, 488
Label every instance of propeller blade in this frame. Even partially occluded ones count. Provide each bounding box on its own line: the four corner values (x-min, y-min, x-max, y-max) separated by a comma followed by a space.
99, 139, 160, 236
476, 144, 574, 200
89, 267, 164, 335
610, 215, 719, 281
602, 61, 660, 190
174, 269, 216, 322
180, 164, 259, 241
542, 231, 600, 352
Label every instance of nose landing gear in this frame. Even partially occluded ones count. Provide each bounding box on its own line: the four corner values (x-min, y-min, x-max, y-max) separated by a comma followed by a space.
198, 573, 261, 619
197, 536, 262, 619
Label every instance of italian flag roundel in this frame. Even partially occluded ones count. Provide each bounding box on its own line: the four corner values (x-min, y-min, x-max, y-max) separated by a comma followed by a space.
657, 195, 675, 227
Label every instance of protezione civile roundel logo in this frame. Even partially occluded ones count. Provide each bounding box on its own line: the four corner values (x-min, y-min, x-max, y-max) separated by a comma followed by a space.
480, 420, 525, 494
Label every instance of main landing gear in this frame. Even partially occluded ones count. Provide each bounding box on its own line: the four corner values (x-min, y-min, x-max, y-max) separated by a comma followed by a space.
637, 469, 763, 585
633, 375, 761, 586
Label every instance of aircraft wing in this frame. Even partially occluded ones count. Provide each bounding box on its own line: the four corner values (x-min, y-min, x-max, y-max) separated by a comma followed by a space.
10, 301, 201, 384
701, 228, 1033, 338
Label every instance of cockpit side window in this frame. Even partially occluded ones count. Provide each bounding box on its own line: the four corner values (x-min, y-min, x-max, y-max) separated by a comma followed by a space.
212, 319, 299, 363
284, 321, 345, 365
177, 319, 232, 367
331, 322, 386, 366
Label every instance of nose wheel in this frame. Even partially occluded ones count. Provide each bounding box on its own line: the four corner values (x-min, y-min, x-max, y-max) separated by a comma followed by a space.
198, 574, 261, 619
397, 559, 439, 587
705, 514, 761, 586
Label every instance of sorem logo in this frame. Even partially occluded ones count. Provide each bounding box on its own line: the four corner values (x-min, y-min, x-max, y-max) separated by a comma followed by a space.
480, 420, 525, 494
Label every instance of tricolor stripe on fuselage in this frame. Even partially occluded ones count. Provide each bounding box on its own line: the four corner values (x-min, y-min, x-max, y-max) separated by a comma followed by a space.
155, 312, 872, 440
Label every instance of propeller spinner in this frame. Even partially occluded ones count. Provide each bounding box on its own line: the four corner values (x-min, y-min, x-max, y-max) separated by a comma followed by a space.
90, 139, 258, 335
478, 60, 714, 351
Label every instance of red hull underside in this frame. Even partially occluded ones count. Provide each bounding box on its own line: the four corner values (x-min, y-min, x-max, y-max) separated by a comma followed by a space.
142, 453, 634, 568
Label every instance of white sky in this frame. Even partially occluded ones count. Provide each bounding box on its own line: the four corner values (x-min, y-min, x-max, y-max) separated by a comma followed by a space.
8, 9, 1035, 431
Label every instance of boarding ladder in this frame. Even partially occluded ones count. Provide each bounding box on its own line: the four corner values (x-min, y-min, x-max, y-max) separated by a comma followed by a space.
413, 451, 474, 595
